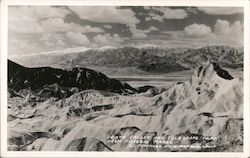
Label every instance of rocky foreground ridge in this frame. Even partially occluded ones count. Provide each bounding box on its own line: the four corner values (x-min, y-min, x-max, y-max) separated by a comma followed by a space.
8, 60, 136, 101
7, 61, 243, 152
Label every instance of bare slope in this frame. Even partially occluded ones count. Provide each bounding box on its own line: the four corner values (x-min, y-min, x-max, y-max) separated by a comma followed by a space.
7, 62, 243, 152
8, 60, 137, 100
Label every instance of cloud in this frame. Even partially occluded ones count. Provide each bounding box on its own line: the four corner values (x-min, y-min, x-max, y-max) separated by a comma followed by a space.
40, 33, 64, 41
161, 19, 243, 48
132, 32, 148, 39
184, 23, 212, 37
44, 41, 55, 47
8, 6, 244, 56
186, 7, 198, 14
213, 19, 243, 46
129, 25, 148, 39
83, 25, 104, 33
215, 19, 243, 35
230, 21, 243, 35
69, 6, 143, 40
9, 6, 70, 19
93, 33, 123, 46
148, 30, 242, 48
145, 15, 163, 22
214, 19, 231, 34
147, 26, 159, 32
69, 7, 140, 26
9, 16, 43, 33
130, 25, 159, 39
66, 32, 90, 46
41, 18, 104, 33
10, 16, 103, 36
40, 18, 81, 33
9, 6, 104, 34
197, 7, 243, 15
9, 38, 43, 56
69, 6, 145, 40
104, 25, 112, 29
152, 15, 164, 22
56, 40, 65, 47
161, 7, 188, 19
144, 7, 188, 22
8, 6, 70, 33
144, 6, 151, 10
40, 33, 66, 48
145, 17, 151, 21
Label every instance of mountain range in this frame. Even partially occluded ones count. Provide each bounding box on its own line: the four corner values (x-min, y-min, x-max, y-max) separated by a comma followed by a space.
10, 46, 243, 74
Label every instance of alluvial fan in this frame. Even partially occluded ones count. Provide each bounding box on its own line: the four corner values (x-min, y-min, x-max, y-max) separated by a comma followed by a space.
7, 61, 243, 152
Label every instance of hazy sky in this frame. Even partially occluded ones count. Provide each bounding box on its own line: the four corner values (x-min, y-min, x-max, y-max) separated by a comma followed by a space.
8, 6, 243, 56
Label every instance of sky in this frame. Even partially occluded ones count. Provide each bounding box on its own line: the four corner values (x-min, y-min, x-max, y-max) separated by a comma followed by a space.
8, 6, 244, 56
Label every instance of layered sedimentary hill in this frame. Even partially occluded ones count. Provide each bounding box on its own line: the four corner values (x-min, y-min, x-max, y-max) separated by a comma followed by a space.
7, 62, 243, 152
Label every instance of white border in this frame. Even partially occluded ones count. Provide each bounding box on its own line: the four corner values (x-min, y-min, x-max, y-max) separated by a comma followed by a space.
1, 0, 249, 157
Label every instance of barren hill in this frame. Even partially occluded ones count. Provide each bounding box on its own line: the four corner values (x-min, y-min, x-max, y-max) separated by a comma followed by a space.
7, 62, 243, 152
8, 60, 137, 100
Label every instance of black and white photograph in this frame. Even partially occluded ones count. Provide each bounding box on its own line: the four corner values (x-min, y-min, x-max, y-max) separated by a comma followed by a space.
1, 0, 250, 157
